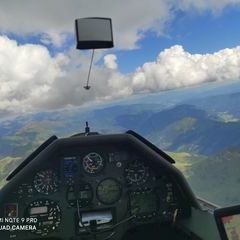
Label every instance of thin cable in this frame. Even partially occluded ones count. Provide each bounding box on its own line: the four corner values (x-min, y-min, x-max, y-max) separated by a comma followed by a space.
172, 208, 179, 227
94, 214, 136, 234
78, 214, 136, 236
104, 231, 116, 240
84, 49, 95, 90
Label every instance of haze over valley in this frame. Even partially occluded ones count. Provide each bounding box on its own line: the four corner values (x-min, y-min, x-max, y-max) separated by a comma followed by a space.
1, 81, 240, 206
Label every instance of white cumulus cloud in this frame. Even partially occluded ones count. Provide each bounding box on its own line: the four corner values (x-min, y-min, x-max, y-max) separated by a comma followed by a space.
104, 54, 118, 70
0, 36, 69, 113
1, 0, 239, 49
1, 36, 240, 117
179, 0, 240, 13
132, 45, 240, 93
0, 0, 173, 49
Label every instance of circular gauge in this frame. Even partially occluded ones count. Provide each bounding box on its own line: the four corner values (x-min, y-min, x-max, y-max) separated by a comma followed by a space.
26, 199, 61, 236
66, 181, 93, 208
82, 152, 105, 174
34, 169, 59, 195
130, 190, 158, 219
97, 178, 122, 205
125, 160, 149, 185
17, 183, 34, 198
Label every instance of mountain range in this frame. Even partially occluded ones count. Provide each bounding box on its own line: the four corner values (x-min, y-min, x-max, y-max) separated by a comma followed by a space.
1, 81, 240, 206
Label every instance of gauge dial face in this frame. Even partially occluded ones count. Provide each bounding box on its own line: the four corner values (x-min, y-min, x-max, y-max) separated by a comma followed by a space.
130, 191, 158, 219
125, 160, 149, 185
82, 152, 105, 174
97, 178, 122, 205
5, 203, 18, 217
26, 199, 61, 236
34, 169, 59, 195
17, 183, 34, 198
66, 181, 93, 208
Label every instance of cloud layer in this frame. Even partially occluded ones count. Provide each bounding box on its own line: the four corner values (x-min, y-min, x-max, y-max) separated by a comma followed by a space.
0, 36, 68, 113
132, 45, 240, 92
179, 0, 240, 12
0, 0, 240, 48
1, 36, 240, 116
0, 0, 173, 49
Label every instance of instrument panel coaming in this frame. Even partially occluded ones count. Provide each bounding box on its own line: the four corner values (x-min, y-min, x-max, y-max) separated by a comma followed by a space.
1, 139, 191, 240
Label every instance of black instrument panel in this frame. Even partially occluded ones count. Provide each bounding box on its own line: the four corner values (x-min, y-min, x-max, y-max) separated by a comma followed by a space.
1, 136, 192, 240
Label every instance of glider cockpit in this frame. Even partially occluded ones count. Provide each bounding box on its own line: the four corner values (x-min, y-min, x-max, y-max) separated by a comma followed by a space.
0, 130, 231, 240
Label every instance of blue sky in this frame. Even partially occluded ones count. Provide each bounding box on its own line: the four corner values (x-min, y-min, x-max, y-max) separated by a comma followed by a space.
5, 4, 240, 73
115, 6, 240, 73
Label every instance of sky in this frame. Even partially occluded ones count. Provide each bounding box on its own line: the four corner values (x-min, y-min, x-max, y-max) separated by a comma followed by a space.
1, 0, 240, 118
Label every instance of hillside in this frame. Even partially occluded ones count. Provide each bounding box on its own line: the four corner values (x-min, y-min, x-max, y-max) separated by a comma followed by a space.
0, 156, 22, 187
1, 89, 240, 207
2, 103, 240, 159
115, 104, 240, 155
171, 150, 240, 207
189, 92, 240, 118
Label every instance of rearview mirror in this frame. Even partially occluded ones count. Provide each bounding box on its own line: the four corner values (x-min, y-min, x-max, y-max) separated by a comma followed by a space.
214, 204, 240, 240
75, 17, 114, 50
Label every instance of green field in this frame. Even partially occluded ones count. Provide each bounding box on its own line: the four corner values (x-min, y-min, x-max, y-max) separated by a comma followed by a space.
0, 156, 22, 188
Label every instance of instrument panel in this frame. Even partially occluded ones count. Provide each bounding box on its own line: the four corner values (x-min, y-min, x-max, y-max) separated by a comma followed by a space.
1, 142, 191, 240
25, 199, 61, 236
